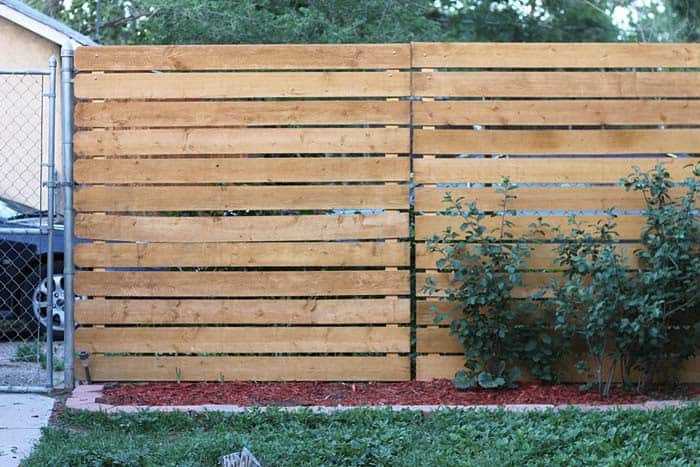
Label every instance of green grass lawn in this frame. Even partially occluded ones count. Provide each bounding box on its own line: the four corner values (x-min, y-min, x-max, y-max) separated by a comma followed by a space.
26, 405, 699, 466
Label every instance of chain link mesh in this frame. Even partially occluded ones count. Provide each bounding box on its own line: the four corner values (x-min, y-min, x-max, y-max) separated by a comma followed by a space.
0, 71, 62, 389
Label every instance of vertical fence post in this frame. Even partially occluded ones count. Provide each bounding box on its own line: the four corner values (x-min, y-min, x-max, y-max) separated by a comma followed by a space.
61, 43, 75, 389
45, 55, 57, 389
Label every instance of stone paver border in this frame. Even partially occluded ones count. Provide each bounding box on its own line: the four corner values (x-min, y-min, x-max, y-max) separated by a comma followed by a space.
66, 384, 693, 414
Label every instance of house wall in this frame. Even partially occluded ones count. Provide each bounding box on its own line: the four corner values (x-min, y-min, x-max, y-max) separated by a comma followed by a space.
0, 16, 63, 209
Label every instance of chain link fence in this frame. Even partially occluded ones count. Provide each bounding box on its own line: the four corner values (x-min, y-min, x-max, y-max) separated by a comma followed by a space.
0, 64, 61, 391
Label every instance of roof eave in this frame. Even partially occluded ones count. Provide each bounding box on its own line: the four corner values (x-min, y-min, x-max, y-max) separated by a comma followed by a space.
0, 2, 96, 46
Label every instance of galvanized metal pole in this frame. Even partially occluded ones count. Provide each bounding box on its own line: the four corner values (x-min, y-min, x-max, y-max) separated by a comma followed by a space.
61, 43, 75, 389
45, 55, 57, 389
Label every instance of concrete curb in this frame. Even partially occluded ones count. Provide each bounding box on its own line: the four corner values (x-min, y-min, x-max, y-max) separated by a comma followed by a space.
65, 384, 693, 414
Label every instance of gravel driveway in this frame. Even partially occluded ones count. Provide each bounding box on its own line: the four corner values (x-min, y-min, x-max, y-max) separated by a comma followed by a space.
0, 341, 65, 388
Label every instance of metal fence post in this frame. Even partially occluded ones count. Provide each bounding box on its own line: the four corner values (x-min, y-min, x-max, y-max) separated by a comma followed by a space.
61, 43, 75, 389
45, 55, 57, 389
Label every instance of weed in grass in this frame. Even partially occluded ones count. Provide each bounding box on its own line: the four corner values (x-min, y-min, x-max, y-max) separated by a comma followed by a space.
12, 341, 64, 371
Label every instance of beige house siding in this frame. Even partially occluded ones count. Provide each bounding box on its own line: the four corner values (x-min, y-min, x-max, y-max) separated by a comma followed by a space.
0, 16, 62, 209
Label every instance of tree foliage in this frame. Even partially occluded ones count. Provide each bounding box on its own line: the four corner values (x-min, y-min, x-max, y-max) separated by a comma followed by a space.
24, 0, 638, 45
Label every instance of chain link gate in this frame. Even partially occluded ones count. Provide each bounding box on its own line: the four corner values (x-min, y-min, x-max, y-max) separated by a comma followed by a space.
0, 58, 61, 391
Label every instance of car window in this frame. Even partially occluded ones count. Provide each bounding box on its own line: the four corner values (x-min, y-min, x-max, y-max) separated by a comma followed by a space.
0, 198, 34, 220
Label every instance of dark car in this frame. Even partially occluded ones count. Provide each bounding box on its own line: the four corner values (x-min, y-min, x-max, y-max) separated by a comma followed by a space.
0, 196, 64, 339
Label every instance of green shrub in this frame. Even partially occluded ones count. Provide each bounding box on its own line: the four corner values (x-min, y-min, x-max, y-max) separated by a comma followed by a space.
425, 163, 698, 395
424, 178, 561, 389
622, 162, 700, 388
549, 162, 699, 397
548, 212, 637, 398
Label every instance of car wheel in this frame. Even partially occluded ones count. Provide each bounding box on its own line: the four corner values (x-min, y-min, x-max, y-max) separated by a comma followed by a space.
32, 260, 64, 340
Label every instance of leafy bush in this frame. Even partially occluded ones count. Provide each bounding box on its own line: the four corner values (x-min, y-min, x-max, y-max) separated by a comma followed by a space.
622, 163, 700, 387
425, 163, 698, 395
548, 213, 637, 398
549, 162, 699, 397
424, 179, 561, 389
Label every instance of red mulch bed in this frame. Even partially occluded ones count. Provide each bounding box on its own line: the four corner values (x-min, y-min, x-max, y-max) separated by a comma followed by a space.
99, 380, 700, 407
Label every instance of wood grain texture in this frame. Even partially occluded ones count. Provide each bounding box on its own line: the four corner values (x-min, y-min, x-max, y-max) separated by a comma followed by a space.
414, 186, 671, 212
75, 298, 410, 325
414, 157, 696, 183
415, 354, 700, 383
76, 100, 410, 128
75, 241, 410, 268
75, 270, 410, 297
416, 327, 462, 353
415, 215, 646, 240
416, 300, 542, 325
75, 128, 410, 156
75, 355, 411, 381
74, 157, 410, 184
415, 243, 641, 270
74, 71, 410, 99
74, 185, 409, 212
75, 44, 411, 71
416, 300, 459, 325
417, 271, 555, 298
411, 42, 700, 68
75, 212, 409, 242
413, 129, 700, 155
413, 72, 700, 98
413, 100, 700, 126
76, 326, 410, 354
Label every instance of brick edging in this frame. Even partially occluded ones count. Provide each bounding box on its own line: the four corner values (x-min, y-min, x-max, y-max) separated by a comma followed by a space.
65, 384, 693, 414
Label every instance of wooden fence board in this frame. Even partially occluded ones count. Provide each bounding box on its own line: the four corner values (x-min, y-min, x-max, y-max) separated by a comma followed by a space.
413, 72, 700, 98
75, 185, 409, 212
413, 100, 700, 126
76, 100, 410, 128
75, 71, 410, 99
416, 301, 465, 326
75, 213, 409, 242
75, 270, 410, 297
413, 129, 700, 155
76, 326, 410, 354
74, 157, 410, 184
414, 186, 678, 212
415, 243, 641, 270
411, 42, 700, 68
414, 157, 695, 183
416, 327, 463, 353
75, 242, 409, 268
416, 301, 555, 326
417, 272, 555, 298
75, 355, 411, 381
75, 44, 411, 71
415, 215, 646, 240
75, 128, 410, 156
415, 354, 700, 383
75, 298, 411, 325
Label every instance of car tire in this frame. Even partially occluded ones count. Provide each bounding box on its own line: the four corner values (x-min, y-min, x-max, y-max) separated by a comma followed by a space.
30, 259, 65, 341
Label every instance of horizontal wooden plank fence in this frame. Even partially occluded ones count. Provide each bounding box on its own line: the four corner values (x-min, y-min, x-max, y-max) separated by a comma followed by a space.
73, 43, 699, 383
412, 42, 700, 383
73, 44, 412, 382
